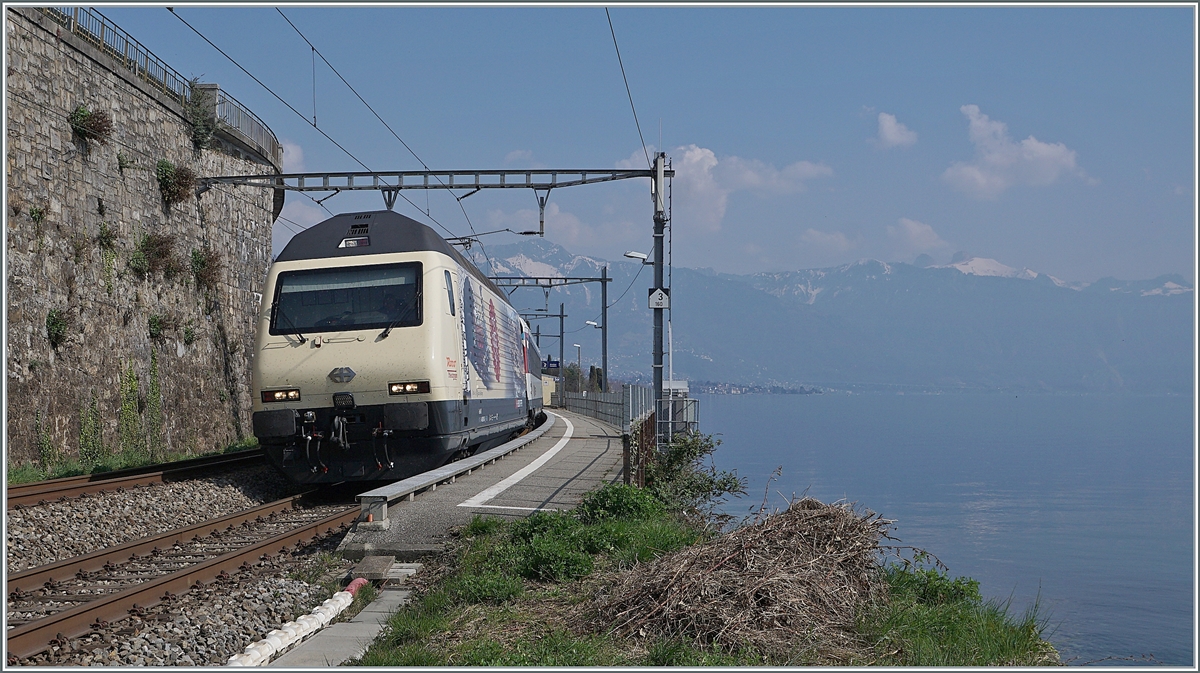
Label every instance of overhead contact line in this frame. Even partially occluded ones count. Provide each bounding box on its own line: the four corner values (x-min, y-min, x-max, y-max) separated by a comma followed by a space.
273, 8, 493, 274
165, 8, 465, 247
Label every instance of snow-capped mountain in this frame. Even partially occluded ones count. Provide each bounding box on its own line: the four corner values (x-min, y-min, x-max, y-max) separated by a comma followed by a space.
461, 237, 1193, 394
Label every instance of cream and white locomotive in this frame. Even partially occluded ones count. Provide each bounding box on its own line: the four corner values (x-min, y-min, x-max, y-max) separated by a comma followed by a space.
251, 209, 544, 484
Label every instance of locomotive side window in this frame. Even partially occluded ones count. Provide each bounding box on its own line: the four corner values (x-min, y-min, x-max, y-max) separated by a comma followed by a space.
270, 262, 422, 335
444, 269, 455, 316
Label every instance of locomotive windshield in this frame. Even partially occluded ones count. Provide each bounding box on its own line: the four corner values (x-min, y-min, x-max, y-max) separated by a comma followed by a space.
270, 262, 422, 335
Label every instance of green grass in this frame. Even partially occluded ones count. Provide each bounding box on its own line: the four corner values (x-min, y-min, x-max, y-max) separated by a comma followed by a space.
6, 436, 260, 485
455, 629, 623, 666
859, 564, 1055, 666
349, 481, 1056, 667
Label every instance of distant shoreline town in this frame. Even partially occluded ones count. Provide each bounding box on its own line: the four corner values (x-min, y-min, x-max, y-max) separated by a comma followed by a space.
689, 381, 820, 395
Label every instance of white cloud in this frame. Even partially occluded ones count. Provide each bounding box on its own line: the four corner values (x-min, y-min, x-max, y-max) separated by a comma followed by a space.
875, 112, 917, 148
280, 140, 305, 173
504, 149, 533, 165
800, 228, 858, 252
273, 199, 327, 256
671, 144, 727, 231
887, 217, 951, 254
716, 156, 833, 193
943, 105, 1081, 199
664, 144, 832, 232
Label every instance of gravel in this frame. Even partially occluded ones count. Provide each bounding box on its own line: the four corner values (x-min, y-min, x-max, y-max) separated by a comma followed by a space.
5, 466, 291, 572
13, 538, 355, 667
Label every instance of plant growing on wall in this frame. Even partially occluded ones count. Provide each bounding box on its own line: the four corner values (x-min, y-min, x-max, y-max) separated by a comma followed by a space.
117, 152, 133, 175
145, 349, 164, 460
190, 246, 222, 289
117, 362, 143, 459
148, 314, 169, 340
67, 104, 114, 147
129, 233, 184, 279
79, 391, 105, 467
35, 411, 60, 468
184, 80, 217, 150
46, 308, 70, 349
29, 206, 45, 225
156, 159, 197, 206
184, 320, 197, 345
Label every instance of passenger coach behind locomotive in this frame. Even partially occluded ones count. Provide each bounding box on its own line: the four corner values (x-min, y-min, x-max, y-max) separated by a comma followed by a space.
251, 210, 544, 484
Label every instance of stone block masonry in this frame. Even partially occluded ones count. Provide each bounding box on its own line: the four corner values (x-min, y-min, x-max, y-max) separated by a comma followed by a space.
5, 7, 281, 464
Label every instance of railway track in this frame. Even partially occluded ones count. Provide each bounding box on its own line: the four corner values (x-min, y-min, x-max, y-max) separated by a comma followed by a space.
6, 494, 359, 662
6, 449, 265, 509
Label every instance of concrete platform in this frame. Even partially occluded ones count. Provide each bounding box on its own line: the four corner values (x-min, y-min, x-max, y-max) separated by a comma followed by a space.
270, 409, 623, 666
338, 409, 624, 560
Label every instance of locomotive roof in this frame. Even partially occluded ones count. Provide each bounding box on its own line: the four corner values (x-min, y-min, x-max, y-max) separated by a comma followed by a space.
275, 209, 508, 302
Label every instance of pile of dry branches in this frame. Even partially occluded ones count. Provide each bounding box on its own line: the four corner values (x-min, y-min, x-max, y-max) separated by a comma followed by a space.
584, 497, 893, 660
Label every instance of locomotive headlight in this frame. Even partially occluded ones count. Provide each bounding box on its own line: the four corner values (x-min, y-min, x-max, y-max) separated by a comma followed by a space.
388, 381, 430, 395
261, 388, 301, 403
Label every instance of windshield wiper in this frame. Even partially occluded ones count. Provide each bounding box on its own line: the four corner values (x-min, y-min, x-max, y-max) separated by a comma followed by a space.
273, 301, 307, 344
379, 291, 421, 339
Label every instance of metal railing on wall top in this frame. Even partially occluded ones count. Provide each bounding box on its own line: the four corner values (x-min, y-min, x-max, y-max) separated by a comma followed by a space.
39, 6, 282, 168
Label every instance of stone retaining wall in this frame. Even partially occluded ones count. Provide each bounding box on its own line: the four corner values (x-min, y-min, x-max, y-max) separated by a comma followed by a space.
5, 7, 278, 464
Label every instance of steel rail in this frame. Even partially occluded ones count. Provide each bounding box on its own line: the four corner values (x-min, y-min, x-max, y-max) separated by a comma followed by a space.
6, 449, 265, 509
7, 493, 311, 596
6, 504, 360, 661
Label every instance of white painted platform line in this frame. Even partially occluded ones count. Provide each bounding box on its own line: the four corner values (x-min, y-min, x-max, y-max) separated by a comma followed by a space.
458, 412, 575, 509
469, 504, 564, 512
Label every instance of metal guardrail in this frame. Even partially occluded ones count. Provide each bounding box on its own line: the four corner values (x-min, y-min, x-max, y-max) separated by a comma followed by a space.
215, 88, 284, 167
556, 384, 657, 435
657, 397, 700, 447
41, 6, 191, 104
38, 7, 282, 168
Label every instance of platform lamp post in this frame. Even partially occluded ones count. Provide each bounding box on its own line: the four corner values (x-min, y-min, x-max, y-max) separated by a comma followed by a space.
573, 344, 582, 393
585, 320, 605, 393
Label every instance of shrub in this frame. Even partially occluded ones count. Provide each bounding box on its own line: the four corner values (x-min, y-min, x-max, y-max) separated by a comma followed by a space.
156, 159, 196, 205
184, 81, 217, 150
644, 432, 746, 519
576, 482, 663, 523
67, 104, 113, 145
28, 206, 45, 224
190, 247, 221, 289
45, 308, 70, 348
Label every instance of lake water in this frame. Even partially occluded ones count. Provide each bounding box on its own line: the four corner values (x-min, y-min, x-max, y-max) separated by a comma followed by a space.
698, 392, 1194, 666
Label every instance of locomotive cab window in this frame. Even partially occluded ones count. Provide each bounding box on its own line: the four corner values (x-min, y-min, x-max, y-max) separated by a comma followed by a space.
270, 262, 422, 335
444, 269, 456, 316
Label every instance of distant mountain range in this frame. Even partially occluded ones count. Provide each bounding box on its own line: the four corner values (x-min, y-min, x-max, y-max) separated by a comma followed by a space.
468, 239, 1194, 394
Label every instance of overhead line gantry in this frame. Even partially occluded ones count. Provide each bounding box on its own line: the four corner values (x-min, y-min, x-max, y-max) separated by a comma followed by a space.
198, 167, 673, 236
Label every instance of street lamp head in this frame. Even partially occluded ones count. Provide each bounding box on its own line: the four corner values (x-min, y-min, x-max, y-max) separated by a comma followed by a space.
624, 251, 650, 263
585, 320, 598, 327
573, 343, 581, 348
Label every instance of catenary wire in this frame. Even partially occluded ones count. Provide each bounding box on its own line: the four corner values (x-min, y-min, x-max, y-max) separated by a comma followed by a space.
274, 8, 494, 274
606, 8, 651, 169
167, 8, 464, 244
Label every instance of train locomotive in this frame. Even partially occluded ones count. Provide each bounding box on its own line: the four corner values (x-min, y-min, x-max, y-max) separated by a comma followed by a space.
251, 209, 544, 484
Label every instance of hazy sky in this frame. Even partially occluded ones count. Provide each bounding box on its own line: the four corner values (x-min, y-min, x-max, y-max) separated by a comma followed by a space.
99, 4, 1196, 283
